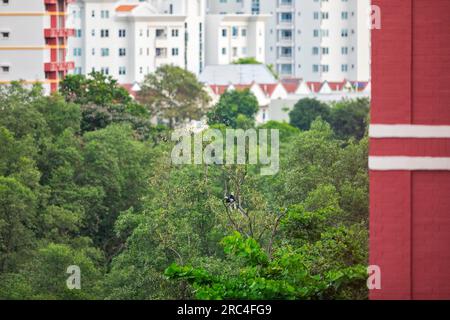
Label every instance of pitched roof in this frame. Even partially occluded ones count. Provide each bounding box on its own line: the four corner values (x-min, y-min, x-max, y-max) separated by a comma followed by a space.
116, 5, 138, 12
306, 82, 323, 93
209, 85, 229, 95
260, 83, 279, 97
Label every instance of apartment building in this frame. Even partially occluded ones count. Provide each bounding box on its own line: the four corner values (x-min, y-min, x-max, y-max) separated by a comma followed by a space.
67, 0, 206, 84
207, 0, 371, 82
205, 13, 268, 65
0, 0, 75, 93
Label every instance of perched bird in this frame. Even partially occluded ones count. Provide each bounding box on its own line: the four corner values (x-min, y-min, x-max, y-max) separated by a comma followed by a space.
224, 194, 236, 204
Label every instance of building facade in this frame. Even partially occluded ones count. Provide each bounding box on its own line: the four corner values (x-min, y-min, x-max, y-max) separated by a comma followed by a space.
0, 0, 75, 92
204, 13, 268, 65
67, 0, 206, 84
207, 0, 371, 82
370, 0, 450, 300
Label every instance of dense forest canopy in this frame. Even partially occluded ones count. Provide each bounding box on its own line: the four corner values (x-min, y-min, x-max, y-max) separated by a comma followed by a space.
0, 68, 370, 300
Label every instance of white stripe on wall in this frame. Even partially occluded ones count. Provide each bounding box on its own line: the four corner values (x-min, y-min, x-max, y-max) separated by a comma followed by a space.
369, 156, 450, 171
369, 125, 450, 138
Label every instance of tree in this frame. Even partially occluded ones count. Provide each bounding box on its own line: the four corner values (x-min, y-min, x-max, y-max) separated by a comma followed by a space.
60, 72, 150, 134
138, 65, 210, 128
165, 232, 367, 300
0, 177, 37, 273
329, 98, 370, 140
207, 89, 259, 128
60, 72, 132, 106
289, 98, 331, 131
232, 57, 262, 65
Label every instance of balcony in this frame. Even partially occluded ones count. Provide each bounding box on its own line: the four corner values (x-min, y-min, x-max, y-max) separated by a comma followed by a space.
44, 28, 75, 38
44, 61, 75, 72
155, 48, 168, 59
277, 37, 294, 46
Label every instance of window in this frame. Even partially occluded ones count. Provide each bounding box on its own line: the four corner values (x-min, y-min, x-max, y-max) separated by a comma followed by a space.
281, 47, 292, 57
222, 48, 227, 55
312, 47, 319, 55
280, 12, 292, 22
101, 48, 109, 56
91, 48, 95, 56
341, 47, 349, 55
322, 65, 329, 73
73, 48, 82, 56
100, 67, 109, 75
341, 64, 348, 72
156, 29, 166, 38
91, 29, 95, 37
172, 29, 179, 37
232, 47, 238, 57
119, 67, 126, 75
119, 48, 126, 56
241, 29, 247, 37
341, 29, 349, 37
1, 65, 10, 73
91, 10, 95, 18
232, 26, 238, 37
100, 29, 109, 38
342, 12, 349, 20
1, 31, 10, 39
118, 29, 126, 37
172, 48, 179, 56
280, 64, 293, 75
322, 47, 329, 55
222, 29, 227, 37
74, 67, 82, 75
76, 29, 82, 37
100, 10, 109, 19
2, 0, 10, 4
313, 64, 319, 73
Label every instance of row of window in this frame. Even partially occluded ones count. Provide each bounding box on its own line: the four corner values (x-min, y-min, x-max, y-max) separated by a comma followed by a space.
221, 27, 247, 38
313, 29, 354, 37
73, 47, 180, 57
77, 28, 180, 38
81, 66, 153, 76
312, 46, 354, 55
279, 62, 354, 75
312, 64, 355, 73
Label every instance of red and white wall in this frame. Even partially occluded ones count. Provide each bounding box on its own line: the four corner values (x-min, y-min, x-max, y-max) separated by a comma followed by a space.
0, 0, 74, 93
370, 0, 450, 300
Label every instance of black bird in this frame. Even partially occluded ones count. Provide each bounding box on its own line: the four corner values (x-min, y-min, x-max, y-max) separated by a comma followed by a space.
225, 194, 236, 204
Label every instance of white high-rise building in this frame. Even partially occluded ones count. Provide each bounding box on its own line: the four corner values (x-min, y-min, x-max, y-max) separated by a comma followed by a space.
67, 0, 206, 85
207, 0, 371, 82
204, 13, 268, 65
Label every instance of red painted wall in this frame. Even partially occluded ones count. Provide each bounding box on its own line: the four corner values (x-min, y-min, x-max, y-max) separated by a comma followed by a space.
370, 0, 450, 300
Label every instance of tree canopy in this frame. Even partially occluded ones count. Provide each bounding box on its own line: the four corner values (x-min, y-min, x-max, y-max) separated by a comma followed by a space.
0, 76, 369, 300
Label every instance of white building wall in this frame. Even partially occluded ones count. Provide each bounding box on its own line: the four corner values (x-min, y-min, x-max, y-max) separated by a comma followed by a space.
67, 0, 206, 83
207, 0, 371, 82
205, 14, 267, 66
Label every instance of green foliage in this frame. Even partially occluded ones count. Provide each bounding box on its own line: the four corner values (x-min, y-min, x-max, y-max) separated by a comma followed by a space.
165, 232, 367, 300
329, 98, 370, 140
232, 57, 262, 65
60, 72, 150, 134
207, 89, 259, 128
138, 65, 210, 128
0, 78, 369, 300
289, 98, 331, 131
